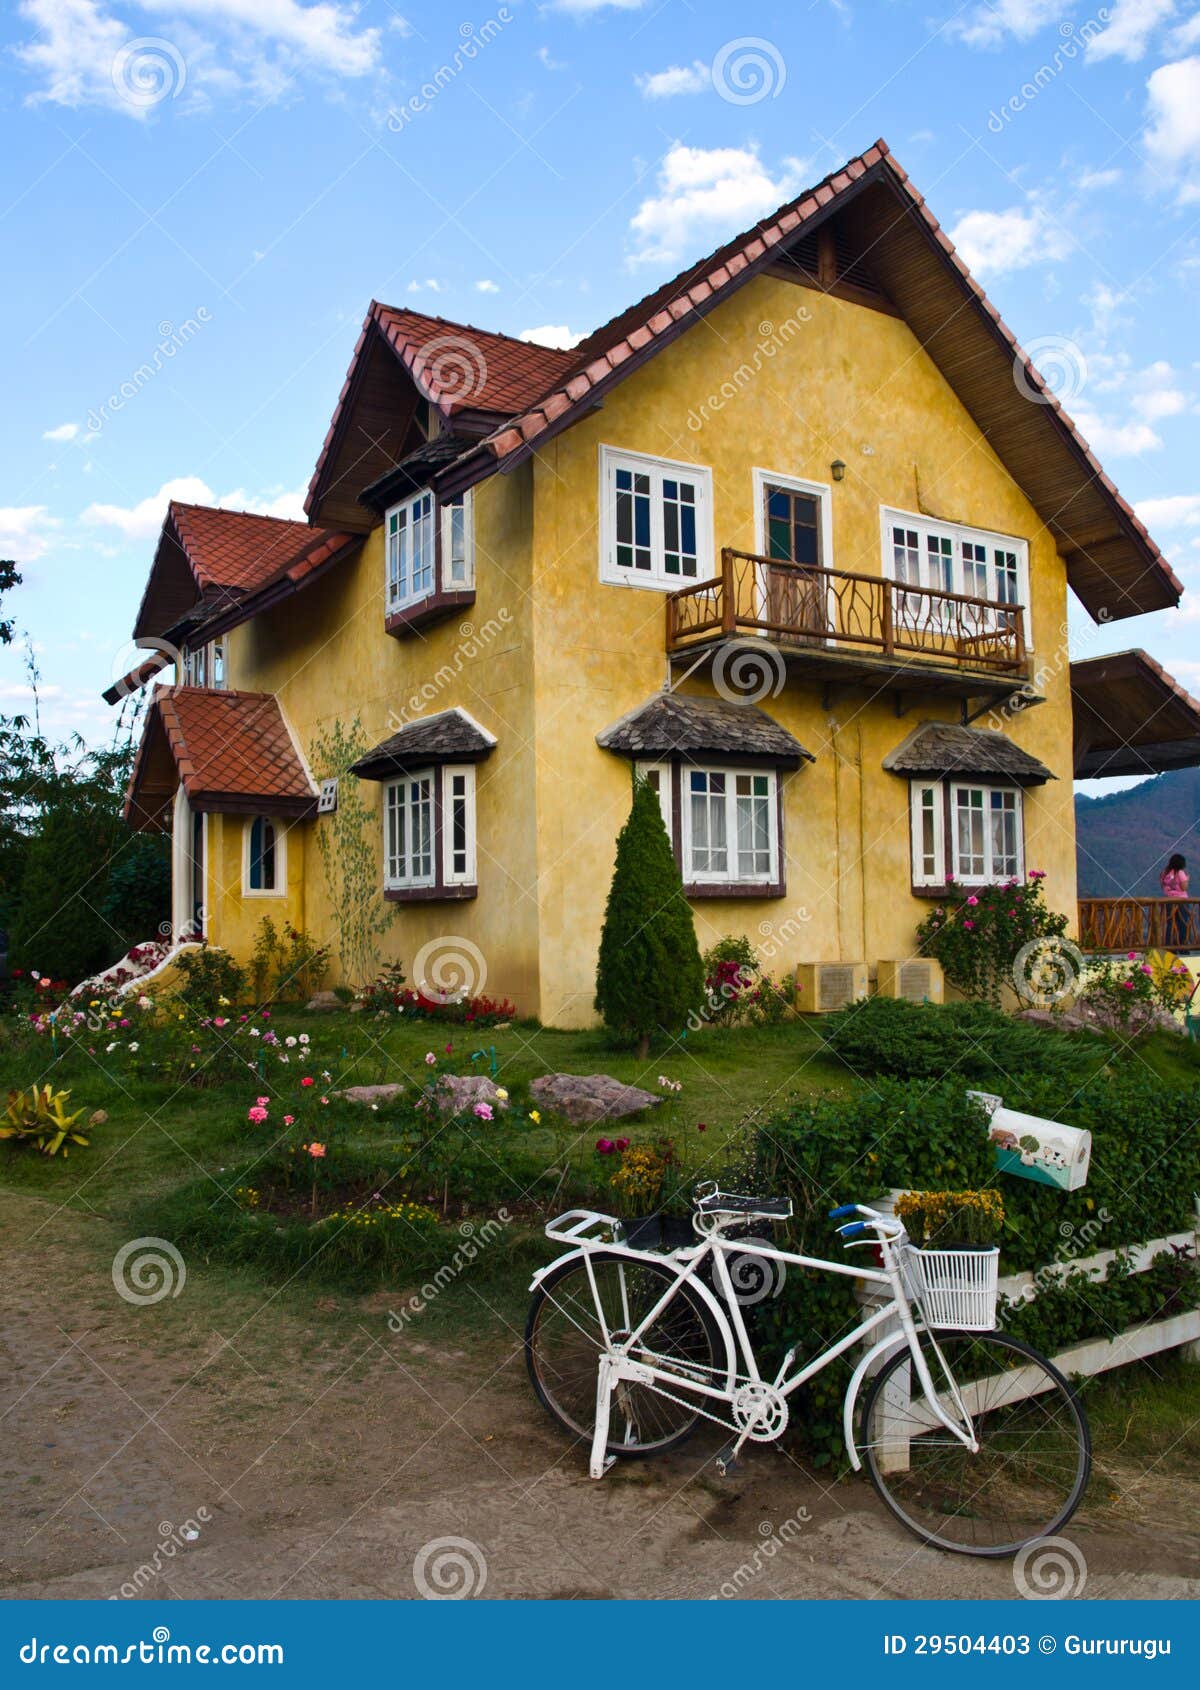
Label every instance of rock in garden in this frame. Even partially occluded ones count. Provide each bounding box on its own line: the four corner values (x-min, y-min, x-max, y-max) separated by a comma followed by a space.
336, 1083, 407, 1106
433, 1074, 509, 1116
305, 990, 341, 1011
529, 1073, 662, 1126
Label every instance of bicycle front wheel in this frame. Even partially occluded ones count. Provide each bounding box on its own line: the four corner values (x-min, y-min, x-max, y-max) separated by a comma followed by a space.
860, 1330, 1091, 1556
526, 1252, 730, 1458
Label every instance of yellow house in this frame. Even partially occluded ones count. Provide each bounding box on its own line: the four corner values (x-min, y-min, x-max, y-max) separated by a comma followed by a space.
111, 139, 1196, 1024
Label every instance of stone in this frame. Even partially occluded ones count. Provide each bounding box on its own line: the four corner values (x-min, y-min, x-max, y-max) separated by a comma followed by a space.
433, 1074, 509, 1116
336, 1084, 406, 1106
305, 990, 341, 1012
529, 1073, 663, 1126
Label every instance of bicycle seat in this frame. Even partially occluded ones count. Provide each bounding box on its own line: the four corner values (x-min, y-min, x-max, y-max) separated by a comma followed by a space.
694, 1190, 792, 1221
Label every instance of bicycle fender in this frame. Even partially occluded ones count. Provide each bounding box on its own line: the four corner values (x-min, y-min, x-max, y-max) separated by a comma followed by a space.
842, 1331, 910, 1471
529, 1246, 739, 1386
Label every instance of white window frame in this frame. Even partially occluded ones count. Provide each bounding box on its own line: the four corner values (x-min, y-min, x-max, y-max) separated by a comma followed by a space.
384, 769, 436, 890
442, 765, 477, 886
752, 467, 836, 638
635, 762, 673, 839
908, 778, 1025, 887
242, 815, 286, 898
385, 489, 437, 612
949, 781, 1024, 885
599, 444, 713, 591
910, 782, 946, 889
182, 639, 225, 688
440, 491, 475, 593
682, 765, 779, 886
880, 506, 1032, 649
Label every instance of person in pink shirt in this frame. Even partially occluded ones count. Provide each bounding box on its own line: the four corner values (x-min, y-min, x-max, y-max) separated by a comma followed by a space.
1160, 853, 1189, 948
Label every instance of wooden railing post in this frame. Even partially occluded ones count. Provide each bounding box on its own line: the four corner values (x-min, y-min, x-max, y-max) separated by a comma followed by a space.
721, 546, 736, 636
881, 578, 894, 656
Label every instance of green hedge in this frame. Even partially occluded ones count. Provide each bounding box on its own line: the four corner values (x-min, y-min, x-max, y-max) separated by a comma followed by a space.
754, 1071, 1200, 1465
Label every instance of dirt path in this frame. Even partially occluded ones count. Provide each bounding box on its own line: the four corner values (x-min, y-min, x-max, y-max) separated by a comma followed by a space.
1, 1193, 1196, 1602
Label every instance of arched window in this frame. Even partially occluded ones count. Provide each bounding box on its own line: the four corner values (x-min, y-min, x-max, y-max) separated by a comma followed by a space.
245, 816, 283, 895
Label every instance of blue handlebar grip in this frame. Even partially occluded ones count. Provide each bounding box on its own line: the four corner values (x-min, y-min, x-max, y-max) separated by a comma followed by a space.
828, 1204, 857, 1219
838, 1220, 868, 1238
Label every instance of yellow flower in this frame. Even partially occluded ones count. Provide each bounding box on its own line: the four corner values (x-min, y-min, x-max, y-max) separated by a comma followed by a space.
529, 1110, 541, 1124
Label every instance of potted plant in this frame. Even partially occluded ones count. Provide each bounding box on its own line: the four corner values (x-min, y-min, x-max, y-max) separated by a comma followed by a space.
595, 1136, 696, 1251
894, 1187, 1005, 1253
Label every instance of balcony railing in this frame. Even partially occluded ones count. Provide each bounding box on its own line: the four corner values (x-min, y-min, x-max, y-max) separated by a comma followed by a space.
665, 547, 1026, 674
1078, 898, 1200, 955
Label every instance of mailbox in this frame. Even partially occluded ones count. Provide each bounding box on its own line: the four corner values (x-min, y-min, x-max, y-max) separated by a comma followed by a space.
967, 1090, 1092, 1192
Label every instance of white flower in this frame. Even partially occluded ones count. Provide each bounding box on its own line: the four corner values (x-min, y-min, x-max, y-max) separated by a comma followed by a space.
105, 1042, 117, 1052
129, 1041, 139, 1052
298, 1034, 309, 1045
249, 1028, 260, 1038
285, 1035, 297, 1048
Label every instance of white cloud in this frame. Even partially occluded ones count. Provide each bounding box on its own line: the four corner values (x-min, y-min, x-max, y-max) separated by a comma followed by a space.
536, 46, 566, 70
16, 0, 381, 117
1145, 55, 1200, 173
42, 421, 79, 441
475, 279, 500, 294
1089, 0, 1177, 60
1073, 408, 1163, 455
948, 205, 1072, 276
1129, 359, 1188, 421
636, 61, 709, 98
406, 279, 442, 293
1078, 167, 1121, 191
80, 475, 307, 540
0, 505, 58, 562
518, 325, 585, 349
948, 0, 1068, 49
82, 475, 213, 539
1134, 492, 1200, 529
627, 143, 807, 268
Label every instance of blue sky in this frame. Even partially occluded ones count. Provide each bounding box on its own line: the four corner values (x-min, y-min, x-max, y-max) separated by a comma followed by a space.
2, 0, 1199, 789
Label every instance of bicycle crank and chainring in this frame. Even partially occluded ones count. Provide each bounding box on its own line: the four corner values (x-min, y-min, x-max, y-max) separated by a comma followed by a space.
731, 1382, 788, 1441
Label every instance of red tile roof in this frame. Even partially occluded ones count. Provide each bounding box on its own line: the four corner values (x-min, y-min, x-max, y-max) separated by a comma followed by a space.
124, 687, 318, 828
102, 649, 171, 707
374, 306, 575, 414
170, 503, 358, 596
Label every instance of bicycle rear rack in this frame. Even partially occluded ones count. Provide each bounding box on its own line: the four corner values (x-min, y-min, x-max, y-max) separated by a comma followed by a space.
543, 1208, 623, 1248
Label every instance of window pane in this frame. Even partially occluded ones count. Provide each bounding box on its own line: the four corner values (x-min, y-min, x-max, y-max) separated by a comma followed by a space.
990, 790, 1018, 877
734, 773, 771, 878
954, 789, 986, 878
920, 790, 938, 878
688, 771, 727, 876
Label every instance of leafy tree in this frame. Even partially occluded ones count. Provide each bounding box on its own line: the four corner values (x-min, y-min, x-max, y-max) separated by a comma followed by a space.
595, 777, 704, 1057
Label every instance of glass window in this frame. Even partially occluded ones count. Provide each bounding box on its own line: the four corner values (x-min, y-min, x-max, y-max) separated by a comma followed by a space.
950, 783, 1024, 884
442, 766, 477, 885
685, 767, 777, 885
882, 509, 1030, 642
911, 783, 944, 886
386, 491, 436, 610
442, 492, 474, 590
385, 772, 435, 888
635, 763, 672, 838
765, 486, 821, 566
245, 816, 283, 895
602, 449, 712, 589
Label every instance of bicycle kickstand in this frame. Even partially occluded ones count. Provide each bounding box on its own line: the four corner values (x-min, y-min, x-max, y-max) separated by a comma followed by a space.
589, 1354, 617, 1479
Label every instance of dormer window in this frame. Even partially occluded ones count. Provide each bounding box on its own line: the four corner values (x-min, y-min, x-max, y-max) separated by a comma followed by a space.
384, 489, 475, 636
182, 639, 225, 688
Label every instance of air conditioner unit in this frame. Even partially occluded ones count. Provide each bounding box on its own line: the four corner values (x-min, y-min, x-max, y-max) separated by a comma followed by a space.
875, 957, 944, 1005
794, 961, 869, 1014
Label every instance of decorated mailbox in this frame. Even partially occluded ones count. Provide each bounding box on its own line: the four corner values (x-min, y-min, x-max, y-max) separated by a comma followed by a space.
967, 1091, 1092, 1192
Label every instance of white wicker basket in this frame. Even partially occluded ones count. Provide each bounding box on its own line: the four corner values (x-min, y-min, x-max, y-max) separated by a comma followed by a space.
903, 1244, 1000, 1332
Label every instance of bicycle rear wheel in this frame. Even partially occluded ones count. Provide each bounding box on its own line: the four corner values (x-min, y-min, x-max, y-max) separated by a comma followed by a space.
860, 1330, 1091, 1556
526, 1252, 730, 1458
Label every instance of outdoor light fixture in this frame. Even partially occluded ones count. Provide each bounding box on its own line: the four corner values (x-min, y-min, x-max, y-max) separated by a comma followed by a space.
831, 459, 846, 481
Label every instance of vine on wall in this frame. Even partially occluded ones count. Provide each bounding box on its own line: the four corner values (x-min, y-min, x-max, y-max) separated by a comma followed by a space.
309, 717, 396, 988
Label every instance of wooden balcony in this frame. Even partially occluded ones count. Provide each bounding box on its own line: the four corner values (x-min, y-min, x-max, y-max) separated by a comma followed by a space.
1078, 898, 1200, 955
666, 548, 1031, 707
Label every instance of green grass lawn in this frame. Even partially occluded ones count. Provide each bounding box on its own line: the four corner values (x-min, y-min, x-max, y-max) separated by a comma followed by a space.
0, 1008, 854, 1223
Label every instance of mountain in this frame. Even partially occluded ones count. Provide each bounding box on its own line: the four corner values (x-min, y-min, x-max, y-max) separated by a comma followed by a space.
1075, 767, 1200, 896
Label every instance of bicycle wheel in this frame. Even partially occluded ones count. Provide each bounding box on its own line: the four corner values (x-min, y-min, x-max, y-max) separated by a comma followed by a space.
526, 1252, 730, 1458
860, 1330, 1091, 1556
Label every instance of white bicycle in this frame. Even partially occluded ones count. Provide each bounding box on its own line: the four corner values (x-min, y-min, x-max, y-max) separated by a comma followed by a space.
526, 1186, 1091, 1556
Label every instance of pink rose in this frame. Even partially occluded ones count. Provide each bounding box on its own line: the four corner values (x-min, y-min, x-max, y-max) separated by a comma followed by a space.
595, 1138, 615, 1155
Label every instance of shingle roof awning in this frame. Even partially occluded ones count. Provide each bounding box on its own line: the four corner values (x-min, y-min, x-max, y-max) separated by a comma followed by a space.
350, 708, 497, 781
597, 693, 813, 767
883, 721, 1055, 786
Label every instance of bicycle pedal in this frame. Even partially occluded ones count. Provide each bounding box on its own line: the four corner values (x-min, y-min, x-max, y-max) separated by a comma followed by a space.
714, 1447, 741, 1478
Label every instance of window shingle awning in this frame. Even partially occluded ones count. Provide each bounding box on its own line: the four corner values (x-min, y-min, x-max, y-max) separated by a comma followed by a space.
350, 708, 497, 781
124, 688, 319, 831
597, 693, 813, 768
883, 721, 1055, 786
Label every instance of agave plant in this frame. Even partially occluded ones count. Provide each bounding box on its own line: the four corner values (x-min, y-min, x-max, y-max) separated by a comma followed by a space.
1, 1084, 90, 1157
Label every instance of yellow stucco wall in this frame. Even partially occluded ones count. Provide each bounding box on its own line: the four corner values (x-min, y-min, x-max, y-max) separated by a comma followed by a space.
195, 273, 1080, 1026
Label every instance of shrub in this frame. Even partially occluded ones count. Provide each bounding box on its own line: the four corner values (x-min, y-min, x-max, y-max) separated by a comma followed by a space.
595, 778, 704, 1055
1, 1084, 92, 1156
172, 944, 246, 1016
251, 918, 330, 1003
821, 996, 1104, 1099
698, 935, 794, 1027
98, 838, 171, 948
916, 872, 1068, 1004
1075, 951, 1191, 1036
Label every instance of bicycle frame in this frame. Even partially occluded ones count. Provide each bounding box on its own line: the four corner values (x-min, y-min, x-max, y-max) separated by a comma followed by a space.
533, 1209, 980, 1480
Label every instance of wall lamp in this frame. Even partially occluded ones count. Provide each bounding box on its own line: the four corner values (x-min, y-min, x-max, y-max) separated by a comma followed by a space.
830, 459, 846, 482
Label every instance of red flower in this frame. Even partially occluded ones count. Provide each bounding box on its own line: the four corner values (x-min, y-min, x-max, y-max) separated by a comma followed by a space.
301, 1076, 314, 1088
697, 1122, 708, 1133
615, 1137, 630, 1152
595, 1138, 616, 1154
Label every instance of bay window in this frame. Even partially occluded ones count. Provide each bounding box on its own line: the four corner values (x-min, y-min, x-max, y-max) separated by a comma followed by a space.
386, 491, 436, 612
683, 768, 778, 887
909, 779, 1025, 887
383, 764, 477, 896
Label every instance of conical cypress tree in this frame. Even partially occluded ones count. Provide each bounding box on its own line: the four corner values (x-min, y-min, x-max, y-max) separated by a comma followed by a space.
595, 777, 704, 1056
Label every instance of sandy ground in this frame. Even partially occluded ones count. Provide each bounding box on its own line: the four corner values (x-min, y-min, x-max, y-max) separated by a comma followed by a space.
1, 1193, 1197, 1603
